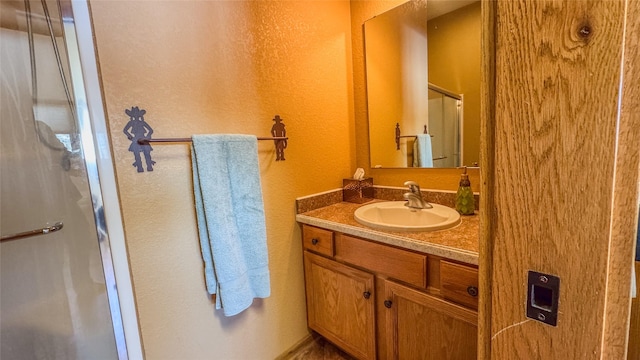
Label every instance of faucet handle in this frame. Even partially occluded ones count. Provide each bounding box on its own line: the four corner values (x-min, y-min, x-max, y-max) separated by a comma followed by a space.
404, 181, 421, 192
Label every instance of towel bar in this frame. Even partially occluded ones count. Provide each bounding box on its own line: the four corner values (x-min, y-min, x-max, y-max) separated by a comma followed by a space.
137, 135, 289, 164
1, 222, 64, 242
126, 113, 289, 171
137, 136, 287, 144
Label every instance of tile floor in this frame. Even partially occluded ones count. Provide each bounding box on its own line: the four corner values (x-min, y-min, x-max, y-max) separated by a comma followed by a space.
283, 335, 354, 360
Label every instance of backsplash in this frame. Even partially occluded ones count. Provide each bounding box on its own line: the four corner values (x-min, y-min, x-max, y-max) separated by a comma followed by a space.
295, 189, 344, 214
296, 186, 480, 214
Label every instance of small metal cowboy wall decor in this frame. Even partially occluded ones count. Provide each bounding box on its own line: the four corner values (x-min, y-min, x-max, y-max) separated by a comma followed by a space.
270, 115, 287, 161
123, 106, 155, 172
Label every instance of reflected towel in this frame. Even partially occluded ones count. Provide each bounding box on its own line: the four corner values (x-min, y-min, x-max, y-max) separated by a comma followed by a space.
191, 134, 271, 316
413, 134, 434, 168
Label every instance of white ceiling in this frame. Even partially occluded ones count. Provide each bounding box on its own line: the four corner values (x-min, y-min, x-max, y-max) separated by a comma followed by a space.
427, 0, 479, 20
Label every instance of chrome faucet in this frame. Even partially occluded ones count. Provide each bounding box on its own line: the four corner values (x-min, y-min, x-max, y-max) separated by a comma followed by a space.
403, 181, 432, 210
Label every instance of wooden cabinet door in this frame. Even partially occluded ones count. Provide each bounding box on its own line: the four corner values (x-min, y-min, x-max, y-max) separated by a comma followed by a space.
304, 251, 376, 360
382, 279, 477, 360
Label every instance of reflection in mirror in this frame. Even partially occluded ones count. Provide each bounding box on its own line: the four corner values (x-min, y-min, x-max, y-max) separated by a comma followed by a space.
364, 0, 480, 168
428, 84, 461, 167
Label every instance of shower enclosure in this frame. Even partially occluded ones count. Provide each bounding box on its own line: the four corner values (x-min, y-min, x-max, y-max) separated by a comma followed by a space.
1, 1, 138, 358
427, 84, 462, 168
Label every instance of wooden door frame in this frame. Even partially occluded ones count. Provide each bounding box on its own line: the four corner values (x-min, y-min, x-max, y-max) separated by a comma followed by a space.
478, 0, 496, 358
600, 0, 640, 355
478, 0, 640, 358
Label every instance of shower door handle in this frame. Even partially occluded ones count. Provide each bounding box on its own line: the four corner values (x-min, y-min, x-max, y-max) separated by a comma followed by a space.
1, 222, 64, 242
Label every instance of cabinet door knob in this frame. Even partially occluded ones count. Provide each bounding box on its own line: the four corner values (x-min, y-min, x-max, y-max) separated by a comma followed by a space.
363, 291, 371, 299
384, 300, 393, 308
311, 238, 319, 245
467, 286, 478, 297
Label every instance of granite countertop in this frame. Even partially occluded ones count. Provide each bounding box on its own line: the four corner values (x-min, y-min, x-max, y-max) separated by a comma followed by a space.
296, 201, 480, 265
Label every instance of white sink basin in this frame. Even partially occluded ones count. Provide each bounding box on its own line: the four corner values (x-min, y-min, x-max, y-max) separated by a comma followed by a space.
354, 201, 461, 232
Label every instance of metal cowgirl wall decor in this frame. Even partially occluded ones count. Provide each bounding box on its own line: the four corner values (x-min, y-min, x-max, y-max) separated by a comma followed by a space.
123, 106, 155, 172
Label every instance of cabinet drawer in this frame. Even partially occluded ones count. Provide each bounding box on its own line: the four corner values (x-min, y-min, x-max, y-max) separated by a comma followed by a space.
335, 234, 426, 288
440, 260, 479, 310
302, 225, 334, 257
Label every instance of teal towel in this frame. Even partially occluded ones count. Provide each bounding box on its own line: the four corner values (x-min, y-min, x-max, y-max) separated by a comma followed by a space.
191, 134, 271, 316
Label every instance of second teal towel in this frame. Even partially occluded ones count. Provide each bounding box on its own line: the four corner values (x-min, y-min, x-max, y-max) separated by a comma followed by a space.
191, 134, 271, 316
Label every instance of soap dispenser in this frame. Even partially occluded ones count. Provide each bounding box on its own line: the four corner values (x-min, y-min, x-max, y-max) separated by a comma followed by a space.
455, 166, 475, 215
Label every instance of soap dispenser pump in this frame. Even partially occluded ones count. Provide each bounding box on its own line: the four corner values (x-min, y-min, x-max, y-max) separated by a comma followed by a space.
455, 167, 475, 215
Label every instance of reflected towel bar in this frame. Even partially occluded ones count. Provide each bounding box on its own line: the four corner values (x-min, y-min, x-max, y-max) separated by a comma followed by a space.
395, 123, 432, 150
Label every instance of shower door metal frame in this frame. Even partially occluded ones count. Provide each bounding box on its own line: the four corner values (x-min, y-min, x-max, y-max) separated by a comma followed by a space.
428, 83, 463, 167
63, 0, 143, 358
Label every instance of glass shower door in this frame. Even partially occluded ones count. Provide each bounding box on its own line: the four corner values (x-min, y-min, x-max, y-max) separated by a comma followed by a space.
1, 1, 122, 358
428, 85, 462, 168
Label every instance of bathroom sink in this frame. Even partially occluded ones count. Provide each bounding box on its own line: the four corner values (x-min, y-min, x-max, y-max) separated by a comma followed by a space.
354, 201, 461, 232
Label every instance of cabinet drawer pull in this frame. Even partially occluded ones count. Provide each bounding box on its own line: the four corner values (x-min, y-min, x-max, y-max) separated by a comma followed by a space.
467, 286, 478, 297
311, 238, 319, 245
384, 300, 393, 308
363, 291, 371, 299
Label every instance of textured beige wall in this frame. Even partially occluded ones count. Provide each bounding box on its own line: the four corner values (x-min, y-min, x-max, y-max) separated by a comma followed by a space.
90, 1, 354, 358
351, 0, 480, 191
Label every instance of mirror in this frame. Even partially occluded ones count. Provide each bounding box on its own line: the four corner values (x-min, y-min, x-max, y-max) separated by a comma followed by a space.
365, 0, 481, 168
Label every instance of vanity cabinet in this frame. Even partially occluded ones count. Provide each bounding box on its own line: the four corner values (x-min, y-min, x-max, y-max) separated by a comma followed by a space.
301, 224, 478, 360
